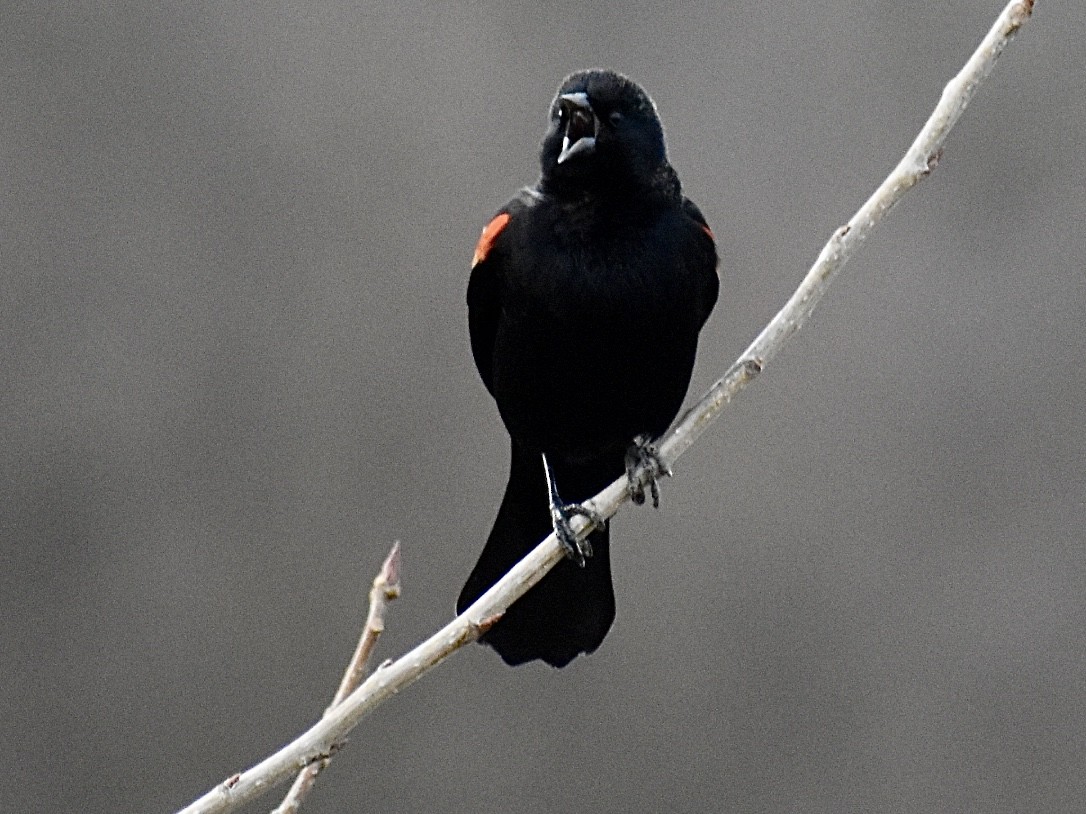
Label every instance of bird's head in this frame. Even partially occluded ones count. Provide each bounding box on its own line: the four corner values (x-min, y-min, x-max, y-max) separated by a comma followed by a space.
540, 70, 670, 194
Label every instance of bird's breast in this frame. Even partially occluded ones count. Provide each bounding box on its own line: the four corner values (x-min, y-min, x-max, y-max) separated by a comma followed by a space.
489, 210, 702, 460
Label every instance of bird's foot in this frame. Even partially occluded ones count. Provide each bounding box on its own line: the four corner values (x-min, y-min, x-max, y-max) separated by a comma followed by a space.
625, 434, 671, 508
550, 501, 603, 567
542, 454, 602, 567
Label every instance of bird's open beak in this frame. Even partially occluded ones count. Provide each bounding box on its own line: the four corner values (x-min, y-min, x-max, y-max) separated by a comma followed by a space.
557, 92, 598, 164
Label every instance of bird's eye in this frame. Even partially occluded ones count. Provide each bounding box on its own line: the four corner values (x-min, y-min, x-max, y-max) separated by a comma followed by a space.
557, 107, 568, 125
609, 111, 623, 126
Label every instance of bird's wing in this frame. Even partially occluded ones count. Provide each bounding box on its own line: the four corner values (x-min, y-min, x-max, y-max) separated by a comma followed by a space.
680, 196, 721, 328
467, 188, 544, 396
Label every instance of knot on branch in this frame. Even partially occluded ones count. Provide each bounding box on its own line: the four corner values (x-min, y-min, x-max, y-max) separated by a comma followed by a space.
923, 147, 944, 175
473, 612, 504, 636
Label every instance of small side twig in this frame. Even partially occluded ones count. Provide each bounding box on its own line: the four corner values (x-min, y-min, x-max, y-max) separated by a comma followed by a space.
270, 542, 402, 814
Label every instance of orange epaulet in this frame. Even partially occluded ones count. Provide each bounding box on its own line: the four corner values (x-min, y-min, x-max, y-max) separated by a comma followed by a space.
472, 212, 511, 268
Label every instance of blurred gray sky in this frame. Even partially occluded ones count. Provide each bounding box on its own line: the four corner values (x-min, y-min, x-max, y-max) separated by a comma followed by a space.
2, 2, 1083, 812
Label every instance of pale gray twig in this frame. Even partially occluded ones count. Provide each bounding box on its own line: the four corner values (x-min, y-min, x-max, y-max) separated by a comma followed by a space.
270, 542, 401, 814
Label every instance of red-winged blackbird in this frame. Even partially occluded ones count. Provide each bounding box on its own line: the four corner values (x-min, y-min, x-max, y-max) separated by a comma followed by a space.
457, 70, 719, 667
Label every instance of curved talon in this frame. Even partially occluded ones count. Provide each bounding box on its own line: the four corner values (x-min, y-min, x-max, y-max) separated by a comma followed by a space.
550, 501, 596, 567
542, 453, 600, 567
626, 434, 671, 509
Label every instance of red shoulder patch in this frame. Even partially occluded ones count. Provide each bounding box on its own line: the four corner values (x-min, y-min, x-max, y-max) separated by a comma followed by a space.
472, 213, 511, 268
700, 223, 715, 241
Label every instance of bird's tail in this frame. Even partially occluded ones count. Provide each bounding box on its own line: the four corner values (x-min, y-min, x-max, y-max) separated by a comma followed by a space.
457, 440, 617, 667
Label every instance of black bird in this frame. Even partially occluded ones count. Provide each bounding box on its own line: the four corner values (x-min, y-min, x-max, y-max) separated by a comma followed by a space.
457, 70, 719, 667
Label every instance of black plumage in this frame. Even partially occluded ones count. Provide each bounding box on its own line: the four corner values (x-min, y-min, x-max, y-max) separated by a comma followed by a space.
457, 70, 719, 667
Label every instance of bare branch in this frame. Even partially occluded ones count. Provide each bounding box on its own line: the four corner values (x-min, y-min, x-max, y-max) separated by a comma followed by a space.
174, 4, 1035, 813
331, 542, 402, 708
271, 543, 402, 814
654, 0, 1037, 470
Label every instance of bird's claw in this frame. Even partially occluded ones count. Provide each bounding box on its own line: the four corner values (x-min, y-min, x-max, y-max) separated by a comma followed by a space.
550, 501, 601, 567
626, 434, 671, 508
542, 452, 603, 567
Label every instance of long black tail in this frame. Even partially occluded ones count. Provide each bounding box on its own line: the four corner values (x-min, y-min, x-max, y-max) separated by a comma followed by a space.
457, 440, 617, 667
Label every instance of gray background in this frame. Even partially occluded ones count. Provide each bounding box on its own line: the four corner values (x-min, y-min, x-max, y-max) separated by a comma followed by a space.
3, 2, 1083, 812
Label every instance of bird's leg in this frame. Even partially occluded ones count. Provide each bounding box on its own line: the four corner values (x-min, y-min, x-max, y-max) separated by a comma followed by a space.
542, 453, 601, 568
625, 434, 672, 508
